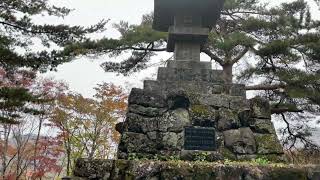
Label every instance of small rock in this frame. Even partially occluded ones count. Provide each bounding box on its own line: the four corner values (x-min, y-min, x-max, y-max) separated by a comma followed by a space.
249, 118, 276, 134
217, 108, 241, 131
249, 97, 271, 119
254, 133, 283, 154
129, 88, 167, 108
223, 128, 257, 154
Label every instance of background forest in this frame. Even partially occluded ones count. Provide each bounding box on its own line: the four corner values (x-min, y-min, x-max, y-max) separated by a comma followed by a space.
1, 0, 320, 179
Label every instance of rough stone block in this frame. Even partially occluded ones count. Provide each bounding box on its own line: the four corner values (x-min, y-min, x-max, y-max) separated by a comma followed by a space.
129, 88, 167, 108
189, 104, 217, 127
73, 158, 113, 178
217, 108, 241, 131
128, 104, 167, 117
160, 132, 183, 150
180, 150, 224, 162
193, 94, 247, 110
121, 132, 157, 153
126, 113, 158, 133
249, 118, 276, 134
157, 67, 224, 83
143, 80, 247, 98
249, 97, 271, 119
158, 108, 191, 133
166, 60, 212, 69
254, 134, 283, 154
223, 128, 256, 154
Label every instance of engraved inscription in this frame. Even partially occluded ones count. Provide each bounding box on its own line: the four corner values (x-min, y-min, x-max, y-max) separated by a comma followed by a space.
184, 127, 216, 151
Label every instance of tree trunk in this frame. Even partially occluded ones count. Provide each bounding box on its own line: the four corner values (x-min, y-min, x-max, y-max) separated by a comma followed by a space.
222, 63, 233, 94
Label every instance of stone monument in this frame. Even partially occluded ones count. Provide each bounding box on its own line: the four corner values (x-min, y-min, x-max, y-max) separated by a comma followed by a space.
116, 0, 284, 162
71, 0, 320, 179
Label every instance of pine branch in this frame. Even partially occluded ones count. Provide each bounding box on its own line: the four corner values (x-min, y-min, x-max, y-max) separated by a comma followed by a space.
246, 84, 286, 91
271, 108, 304, 114
201, 48, 225, 65
231, 47, 249, 64
113, 46, 166, 52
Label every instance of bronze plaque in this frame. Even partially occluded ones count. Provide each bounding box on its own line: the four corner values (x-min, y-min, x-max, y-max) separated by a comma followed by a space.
184, 127, 216, 151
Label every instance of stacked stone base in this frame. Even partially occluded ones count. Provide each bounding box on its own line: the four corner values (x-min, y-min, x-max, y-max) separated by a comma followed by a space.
73, 159, 320, 180
116, 61, 284, 162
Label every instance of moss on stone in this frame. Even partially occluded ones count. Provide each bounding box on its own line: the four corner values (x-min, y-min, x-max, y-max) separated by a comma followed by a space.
190, 105, 212, 117
269, 168, 307, 180
256, 154, 286, 163
255, 134, 283, 154
220, 147, 237, 160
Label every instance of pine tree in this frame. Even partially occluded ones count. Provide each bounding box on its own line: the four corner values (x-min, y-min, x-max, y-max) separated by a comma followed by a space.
0, 0, 107, 124
62, 0, 320, 149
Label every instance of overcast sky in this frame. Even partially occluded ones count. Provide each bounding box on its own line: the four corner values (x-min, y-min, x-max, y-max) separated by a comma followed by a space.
40, 0, 159, 97
36, 0, 320, 142
40, 0, 319, 97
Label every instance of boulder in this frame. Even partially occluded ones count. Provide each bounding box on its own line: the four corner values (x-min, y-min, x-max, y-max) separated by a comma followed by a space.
189, 104, 217, 127
126, 113, 158, 133
249, 118, 276, 134
160, 132, 182, 150
128, 104, 167, 117
249, 97, 271, 119
158, 108, 191, 133
223, 128, 257, 154
217, 108, 240, 131
129, 88, 167, 108
121, 132, 157, 153
254, 134, 283, 154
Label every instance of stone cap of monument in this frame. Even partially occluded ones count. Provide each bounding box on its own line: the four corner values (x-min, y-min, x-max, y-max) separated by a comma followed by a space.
167, 26, 209, 52
153, 0, 224, 32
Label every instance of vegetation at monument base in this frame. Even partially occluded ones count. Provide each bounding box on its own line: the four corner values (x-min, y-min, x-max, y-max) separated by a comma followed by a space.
64, 0, 320, 150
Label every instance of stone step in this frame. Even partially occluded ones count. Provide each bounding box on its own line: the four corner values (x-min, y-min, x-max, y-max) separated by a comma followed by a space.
144, 80, 246, 98
166, 60, 212, 69
157, 67, 224, 83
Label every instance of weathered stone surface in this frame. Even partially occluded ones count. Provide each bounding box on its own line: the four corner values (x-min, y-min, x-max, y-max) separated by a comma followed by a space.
180, 150, 224, 162
166, 60, 212, 69
223, 128, 257, 154
73, 159, 320, 180
144, 80, 246, 97
73, 159, 113, 179
128, 104, 167, 117
129, 88, 167, 108
157, 67, 224, 83
159, 109, 191, 132
249, 118, 276, 134
190, 104, 216, 127
115, 122, 127, 134
255, 134, 283, 154
238, 109, 252, 127
217, 108, 240, 131
194, 94, 247, 110
121, 132, 157, 153
249, 97, 271, 119
126, 113, 158, 133
160, 132, 182, 150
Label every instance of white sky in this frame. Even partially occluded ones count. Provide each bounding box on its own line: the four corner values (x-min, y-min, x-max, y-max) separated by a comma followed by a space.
37, 0, 320, 144
40, 0, 320, 97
